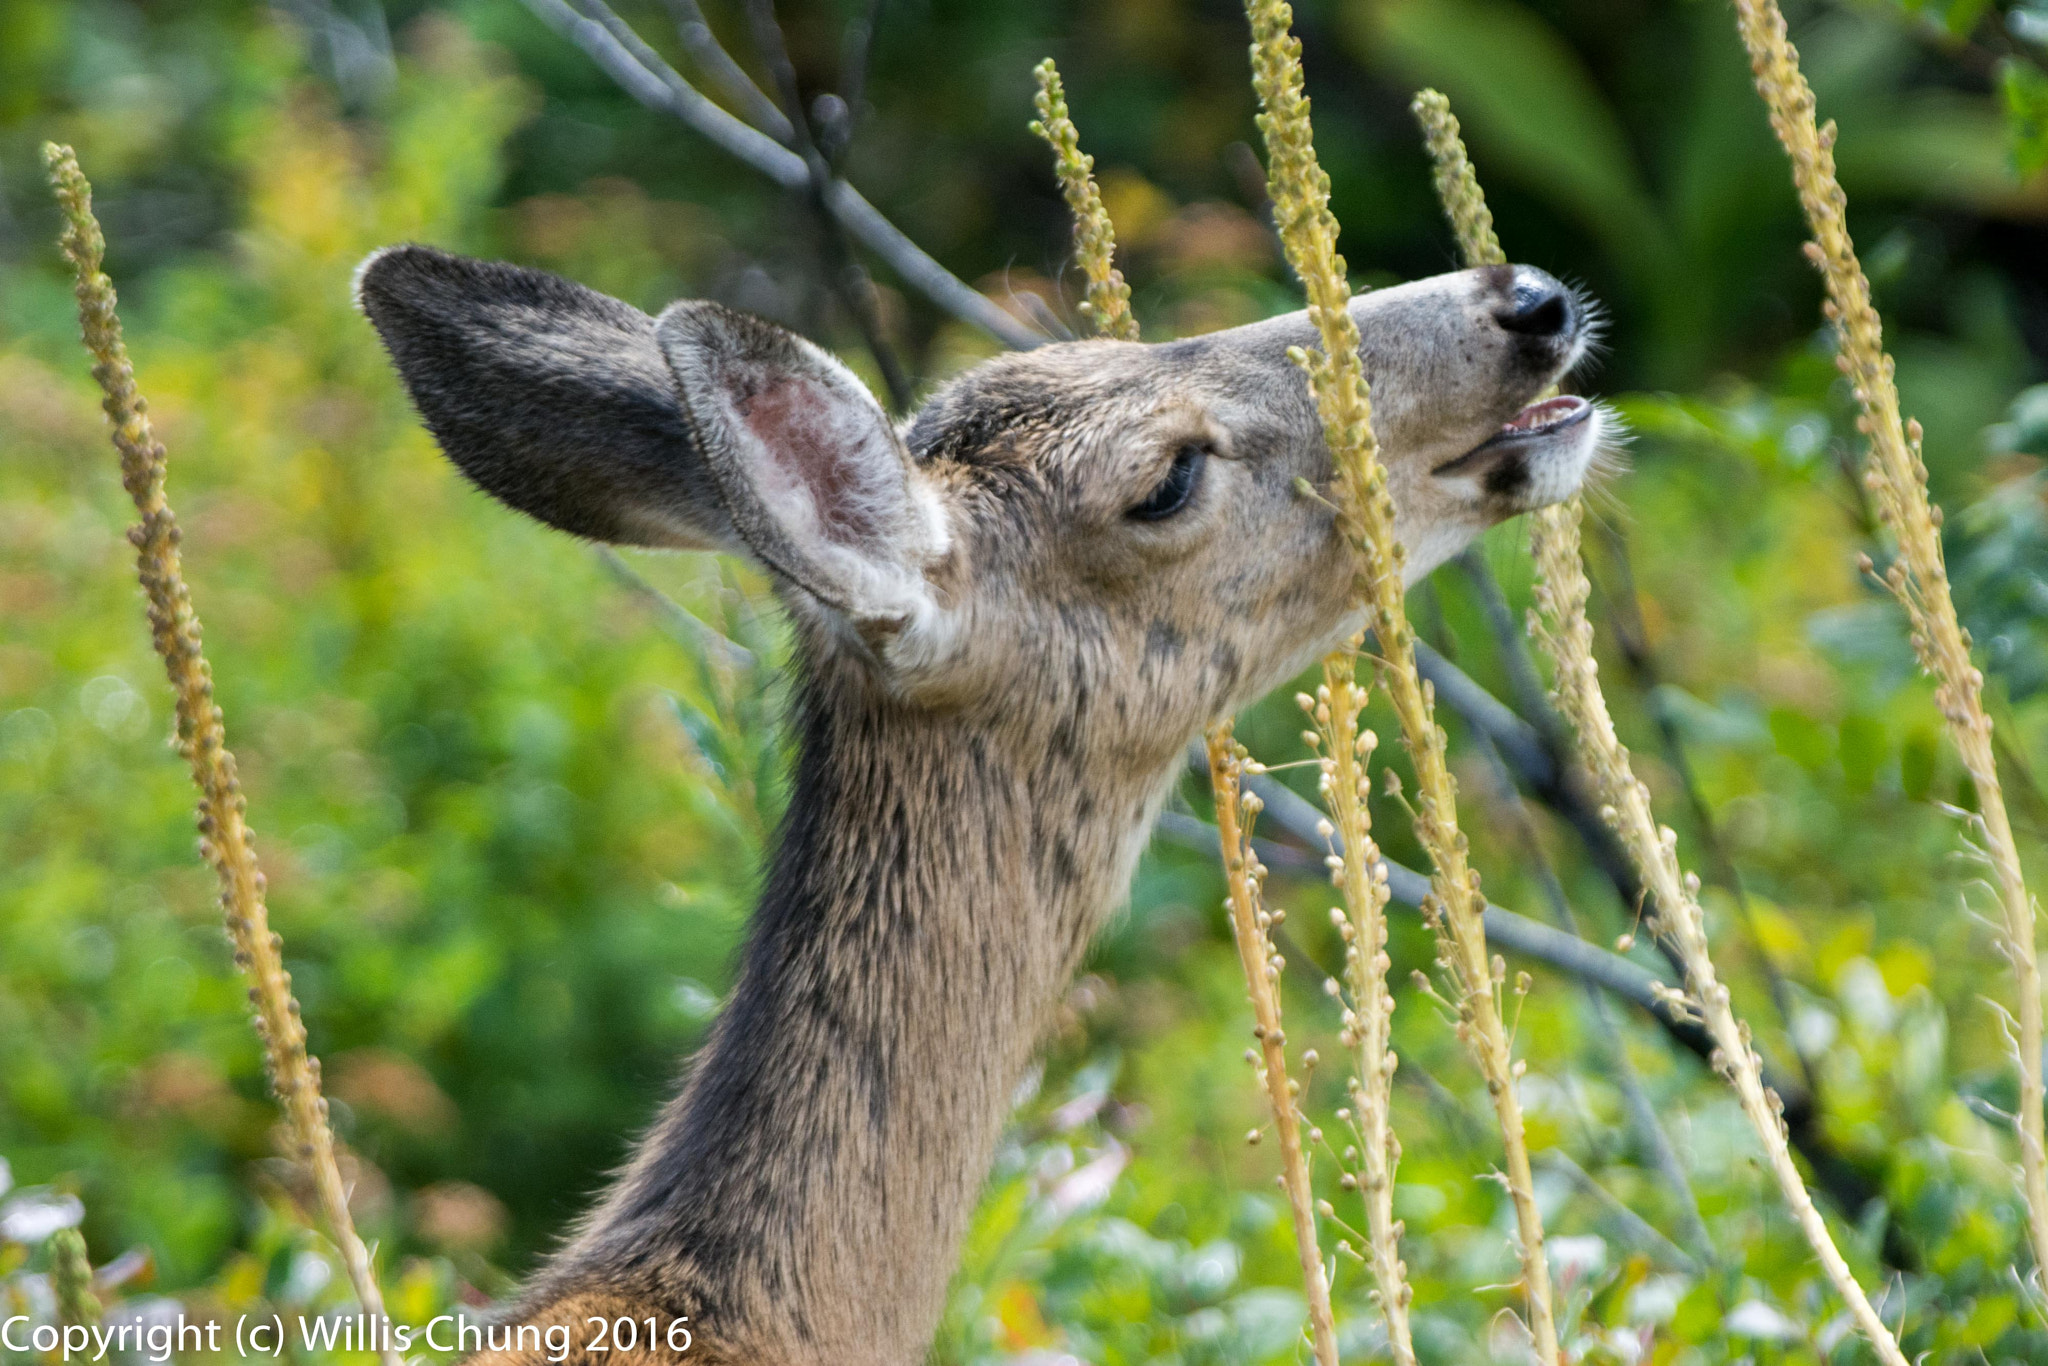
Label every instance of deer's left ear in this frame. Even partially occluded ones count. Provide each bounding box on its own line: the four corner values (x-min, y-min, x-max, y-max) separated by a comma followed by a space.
655, 301, 951, 653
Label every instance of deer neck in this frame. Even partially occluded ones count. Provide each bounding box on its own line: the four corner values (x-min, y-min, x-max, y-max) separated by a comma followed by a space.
548, 655, 1175, 1366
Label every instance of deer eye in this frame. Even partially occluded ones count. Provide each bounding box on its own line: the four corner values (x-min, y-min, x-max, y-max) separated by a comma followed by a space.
1127, 444, 1207, 522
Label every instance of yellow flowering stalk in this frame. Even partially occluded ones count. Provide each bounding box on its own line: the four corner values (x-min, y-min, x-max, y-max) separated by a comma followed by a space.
1208, 735, 1344, 1366
1411, 90, 1910, 1364
1413, 93, 1501, 269
1241, 9, 1560, 1358
1302, 660, 1417, 1366
1029, 60, 1140, 343
50, 1229, 100, 1329
1029, 77, 1348, 1363
44, 145, 397, 1362
1733, 0, 2048, 1301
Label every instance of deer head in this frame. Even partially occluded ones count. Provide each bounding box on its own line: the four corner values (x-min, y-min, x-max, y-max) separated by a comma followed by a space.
357, 246, 1600, 774
354, 243, 1605, 1366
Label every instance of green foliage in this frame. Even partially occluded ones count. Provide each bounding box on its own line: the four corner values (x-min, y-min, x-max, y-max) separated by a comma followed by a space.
3, 1, 2048, 1363
2001, 57, 2048, 175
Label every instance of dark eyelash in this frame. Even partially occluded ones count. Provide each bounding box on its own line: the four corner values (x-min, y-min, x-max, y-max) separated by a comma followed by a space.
1127, 445, 1207, 521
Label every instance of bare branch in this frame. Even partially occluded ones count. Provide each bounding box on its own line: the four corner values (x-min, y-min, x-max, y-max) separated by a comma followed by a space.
819, 181, 1042, 349
1154, 804, 1735, 1108
515, 0, 1044, 350
530, 0, 796, 178
1414, 636, 1655, 940
741, 0, 807, 144
657, 0, 793, 141
1465, 720, 1714, 1262
742, 0, 911, 409
1452, 548, 1560, 747
829, 0, 886, 160
1413, 636, 1551, 786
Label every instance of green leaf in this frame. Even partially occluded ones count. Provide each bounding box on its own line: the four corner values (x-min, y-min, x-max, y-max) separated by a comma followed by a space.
1345, 0, 1668, 282
2000, 57, 2048, 178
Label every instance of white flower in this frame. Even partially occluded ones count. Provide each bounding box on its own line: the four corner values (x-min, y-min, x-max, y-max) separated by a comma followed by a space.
1725, 1299, 1801, 1341
0, 1190, 85, 1245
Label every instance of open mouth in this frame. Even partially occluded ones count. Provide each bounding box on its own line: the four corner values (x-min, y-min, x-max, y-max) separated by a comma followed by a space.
1498, 394, 1591, 438
1433, 394, 1593, 474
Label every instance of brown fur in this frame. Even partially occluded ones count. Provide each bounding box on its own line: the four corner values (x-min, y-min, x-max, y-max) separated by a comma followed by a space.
356, 247, 1607, 1366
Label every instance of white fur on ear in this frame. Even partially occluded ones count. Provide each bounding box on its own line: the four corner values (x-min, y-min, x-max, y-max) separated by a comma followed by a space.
351, 245, 404, 314
655, 300, 955, 662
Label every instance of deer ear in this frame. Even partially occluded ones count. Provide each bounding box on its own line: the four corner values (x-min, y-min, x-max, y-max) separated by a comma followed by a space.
355, 244, 745, 552
654, 300, 950, 635
358, 246, 951, 655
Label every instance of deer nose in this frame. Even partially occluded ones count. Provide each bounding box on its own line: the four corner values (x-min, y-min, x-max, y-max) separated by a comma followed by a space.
1494, 268, 1574, 338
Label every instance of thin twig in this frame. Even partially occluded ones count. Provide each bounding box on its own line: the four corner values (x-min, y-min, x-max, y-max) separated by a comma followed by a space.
43, 145, 397, 1362
831, 0, 886, 157
656, 0, 792, 140
1733, 2, 2048, 1300
1245, 16, 1560, 1356
1156, 797, 1713, 1056
516, 0, 1042, 350
595, 547, 756, 674
1452, 550, 1565, 754
1434, 559, 1682, 977
1414, 635, 1660, 950
742, 0, 809, 144
1540, 1149, 1699, 1275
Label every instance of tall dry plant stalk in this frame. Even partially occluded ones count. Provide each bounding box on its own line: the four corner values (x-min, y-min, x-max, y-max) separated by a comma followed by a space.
1209, 736, 1344, 1366
1410, 91, 1911, 1365
1029, 81, 1346, 1366
44, 145, 396, 1360
1732, 0, 2048, 1297
1029, 60, 1140, 344
1303, 662, 1418, 1365
1241, 7, 1560, 1358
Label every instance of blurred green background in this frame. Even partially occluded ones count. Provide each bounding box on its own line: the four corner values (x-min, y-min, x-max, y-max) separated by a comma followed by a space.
5, 0, 2048, 1360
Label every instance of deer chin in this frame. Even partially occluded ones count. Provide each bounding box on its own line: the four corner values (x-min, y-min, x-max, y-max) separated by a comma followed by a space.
1429, 394, 1606, 516
1518, 398, 1608, 509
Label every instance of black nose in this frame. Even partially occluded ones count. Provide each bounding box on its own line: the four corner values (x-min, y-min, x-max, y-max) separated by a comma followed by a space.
1495, 269, 1573, 338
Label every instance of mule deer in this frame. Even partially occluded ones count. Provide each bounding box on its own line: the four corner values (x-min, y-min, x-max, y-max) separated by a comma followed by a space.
355, 243, 1604, 1366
